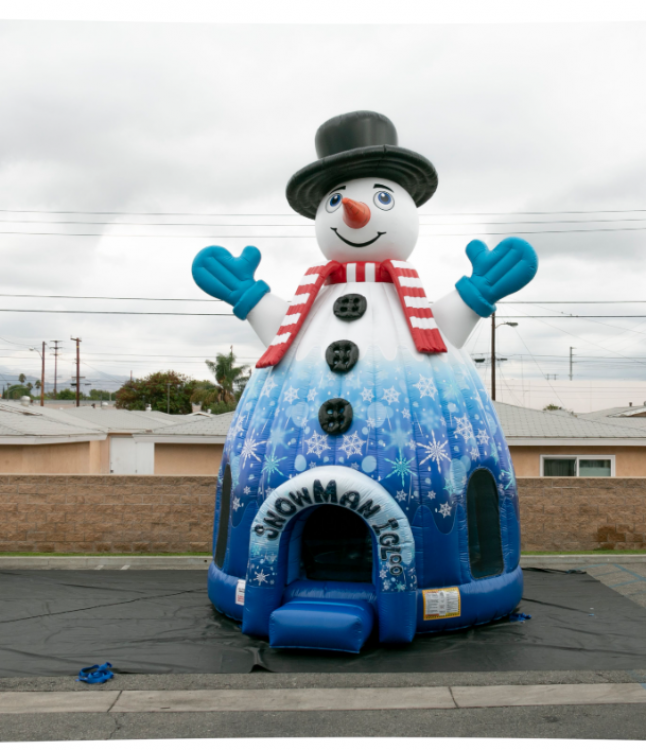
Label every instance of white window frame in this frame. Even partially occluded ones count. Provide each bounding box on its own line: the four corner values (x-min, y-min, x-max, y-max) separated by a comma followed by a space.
540, 454, 615, 478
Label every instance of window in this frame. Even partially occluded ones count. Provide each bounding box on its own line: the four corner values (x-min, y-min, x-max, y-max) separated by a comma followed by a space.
214, 464, 232, 568
466, 469, 504, 579
541, 456, 614, 477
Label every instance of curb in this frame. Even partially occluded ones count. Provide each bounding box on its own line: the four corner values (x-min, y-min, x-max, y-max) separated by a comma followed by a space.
0, 554, 644, 570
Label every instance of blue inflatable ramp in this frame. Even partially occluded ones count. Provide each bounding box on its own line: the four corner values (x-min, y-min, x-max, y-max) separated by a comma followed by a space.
269, 599, 374, 653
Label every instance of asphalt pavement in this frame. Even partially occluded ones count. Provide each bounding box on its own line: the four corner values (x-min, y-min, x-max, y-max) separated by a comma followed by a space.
1, 555, 645, 741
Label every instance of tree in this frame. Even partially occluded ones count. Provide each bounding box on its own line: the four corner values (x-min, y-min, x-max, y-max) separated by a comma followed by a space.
114, 371, 198, 414
35, 379, 41, 395
5, 384, 31, 399
52, 388, 81, 401
89, 389, 116, 401
191, 350, 249, 411
18, 373, 26, 384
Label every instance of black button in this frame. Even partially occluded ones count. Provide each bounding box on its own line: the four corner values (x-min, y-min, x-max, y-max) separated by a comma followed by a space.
318, 398, 353, 435
325, 339, 359, 374
333, 294, 367, 321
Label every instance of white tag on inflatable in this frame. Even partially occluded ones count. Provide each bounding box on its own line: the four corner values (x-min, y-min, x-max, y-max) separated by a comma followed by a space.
423, 587, 461, 620
235, 579, 246, 606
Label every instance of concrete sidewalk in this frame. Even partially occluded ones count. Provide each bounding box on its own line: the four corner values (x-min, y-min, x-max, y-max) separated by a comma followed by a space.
1, 671, 646, 741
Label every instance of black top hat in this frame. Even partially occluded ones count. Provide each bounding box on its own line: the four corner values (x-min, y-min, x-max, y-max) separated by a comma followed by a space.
286, 111, 438, 220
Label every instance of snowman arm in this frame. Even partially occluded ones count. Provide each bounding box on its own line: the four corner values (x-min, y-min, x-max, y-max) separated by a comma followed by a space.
246, 293, 290, 348
431, 289, 481, 349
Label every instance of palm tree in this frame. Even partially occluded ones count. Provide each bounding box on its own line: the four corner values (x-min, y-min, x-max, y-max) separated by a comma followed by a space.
35, 379, 41, 395
192, 350, 249, 410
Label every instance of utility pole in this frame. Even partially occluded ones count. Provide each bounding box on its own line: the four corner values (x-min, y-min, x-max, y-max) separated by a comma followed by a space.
40, 342, 45, 407
569, 347, 576, 381
50, 340, 62, 397
167, 383, 171, 414
491, 315, 519, 402
70, 337, 82, 407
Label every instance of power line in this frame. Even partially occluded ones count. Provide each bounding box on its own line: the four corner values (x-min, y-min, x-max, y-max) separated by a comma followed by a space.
2, 207, 646, 216
3, 217, 646, 227
3, 227, 646, 238
2, 293, 646, 305
6, 309, 646, 318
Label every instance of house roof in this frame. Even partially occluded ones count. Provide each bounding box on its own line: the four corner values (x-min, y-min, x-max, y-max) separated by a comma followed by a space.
493, 401, 646, 445
0, 403, 106, 444
134, 411, 234, 443
11, 404, 188, 434
578, 405, 646, 420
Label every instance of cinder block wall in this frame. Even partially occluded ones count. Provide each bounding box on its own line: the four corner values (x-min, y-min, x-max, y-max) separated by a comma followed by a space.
518, 478, 646, 551
0, 475, 215, 554
0, 475, 644, 553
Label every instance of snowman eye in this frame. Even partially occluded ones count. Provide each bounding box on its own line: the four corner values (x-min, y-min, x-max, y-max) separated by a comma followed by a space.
326, 193, 343, 213
374, 190, 395, 211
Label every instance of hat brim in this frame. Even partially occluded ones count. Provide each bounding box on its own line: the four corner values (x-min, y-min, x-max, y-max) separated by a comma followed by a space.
286, 145, 438, 220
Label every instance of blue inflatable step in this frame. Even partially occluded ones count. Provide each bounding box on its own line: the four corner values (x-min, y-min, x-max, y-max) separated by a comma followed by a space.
269, 599, 375, 653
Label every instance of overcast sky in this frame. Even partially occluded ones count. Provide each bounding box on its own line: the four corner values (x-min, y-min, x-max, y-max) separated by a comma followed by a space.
1, 20, 645, 409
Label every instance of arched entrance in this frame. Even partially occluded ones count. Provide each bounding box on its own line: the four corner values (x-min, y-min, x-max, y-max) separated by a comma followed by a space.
301, 504, 373, 583
242, 466, 418, 644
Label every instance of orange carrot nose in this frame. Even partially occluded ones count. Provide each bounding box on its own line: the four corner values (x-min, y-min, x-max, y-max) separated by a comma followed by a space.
342, 197, 371, 229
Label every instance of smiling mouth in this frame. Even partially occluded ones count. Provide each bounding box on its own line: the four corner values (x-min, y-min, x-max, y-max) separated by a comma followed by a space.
331, 228, 386, 248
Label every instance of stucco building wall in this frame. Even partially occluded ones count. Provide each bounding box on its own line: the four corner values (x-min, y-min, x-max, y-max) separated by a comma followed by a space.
154, 444, 223, 476
510, 445, 646, 477
0, 441, 106, 475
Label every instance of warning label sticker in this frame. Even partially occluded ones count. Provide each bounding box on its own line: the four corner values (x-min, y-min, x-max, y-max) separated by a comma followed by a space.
235, 580, 246, 606
423, 587, 461, 620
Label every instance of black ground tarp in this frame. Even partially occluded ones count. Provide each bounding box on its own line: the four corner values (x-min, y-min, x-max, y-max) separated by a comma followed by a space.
1, 568, 645, 677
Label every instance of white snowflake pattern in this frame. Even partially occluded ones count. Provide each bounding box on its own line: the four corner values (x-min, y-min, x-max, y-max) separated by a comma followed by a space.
241, 432, 265, 467
407, 439, 416, 450
283, 386, 299, 404
340, 431, 366, 458
366, 417, 376, 428
232, 496, 241, 511
427, 490, 436, 500
382, 386, 400, 405
470, 446, 480, 460
379, 569, 388, 580
395, 489, 407, 502
361, 388, 374, 403
260, 376, 278, 399
243, 486, 251, 495
476, 429, 490, 445
351, 463, 360, 470
402, 408, 411, 419
413, 375, 438, 400
254, 570, 269, 585
418, 431, 450, 471
305, 432, 329, 457
454, 415, 475, 441
436, 502, 452, 518
307, 388, 318, 402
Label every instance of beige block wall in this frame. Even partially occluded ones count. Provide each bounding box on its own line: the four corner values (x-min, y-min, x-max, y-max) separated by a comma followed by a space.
0, 475, 215, 553
510, 445, 646, 477
518, 477, 646, 551
0, 441, 106, 475
0, 474, 644, 553
154, 444, 223, 475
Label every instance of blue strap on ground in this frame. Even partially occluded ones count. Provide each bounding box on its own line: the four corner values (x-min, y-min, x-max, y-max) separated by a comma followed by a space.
509, 612, 532, 622
76, 662, 114, 684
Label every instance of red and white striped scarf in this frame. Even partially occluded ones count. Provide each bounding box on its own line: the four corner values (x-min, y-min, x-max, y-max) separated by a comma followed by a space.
255, 260, 446, 369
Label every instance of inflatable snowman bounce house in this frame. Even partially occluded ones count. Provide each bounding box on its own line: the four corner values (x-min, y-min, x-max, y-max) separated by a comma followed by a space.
192, 111, 538, 653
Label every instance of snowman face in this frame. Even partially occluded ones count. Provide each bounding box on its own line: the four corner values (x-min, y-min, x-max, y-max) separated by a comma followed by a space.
315, 177, 419, 263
